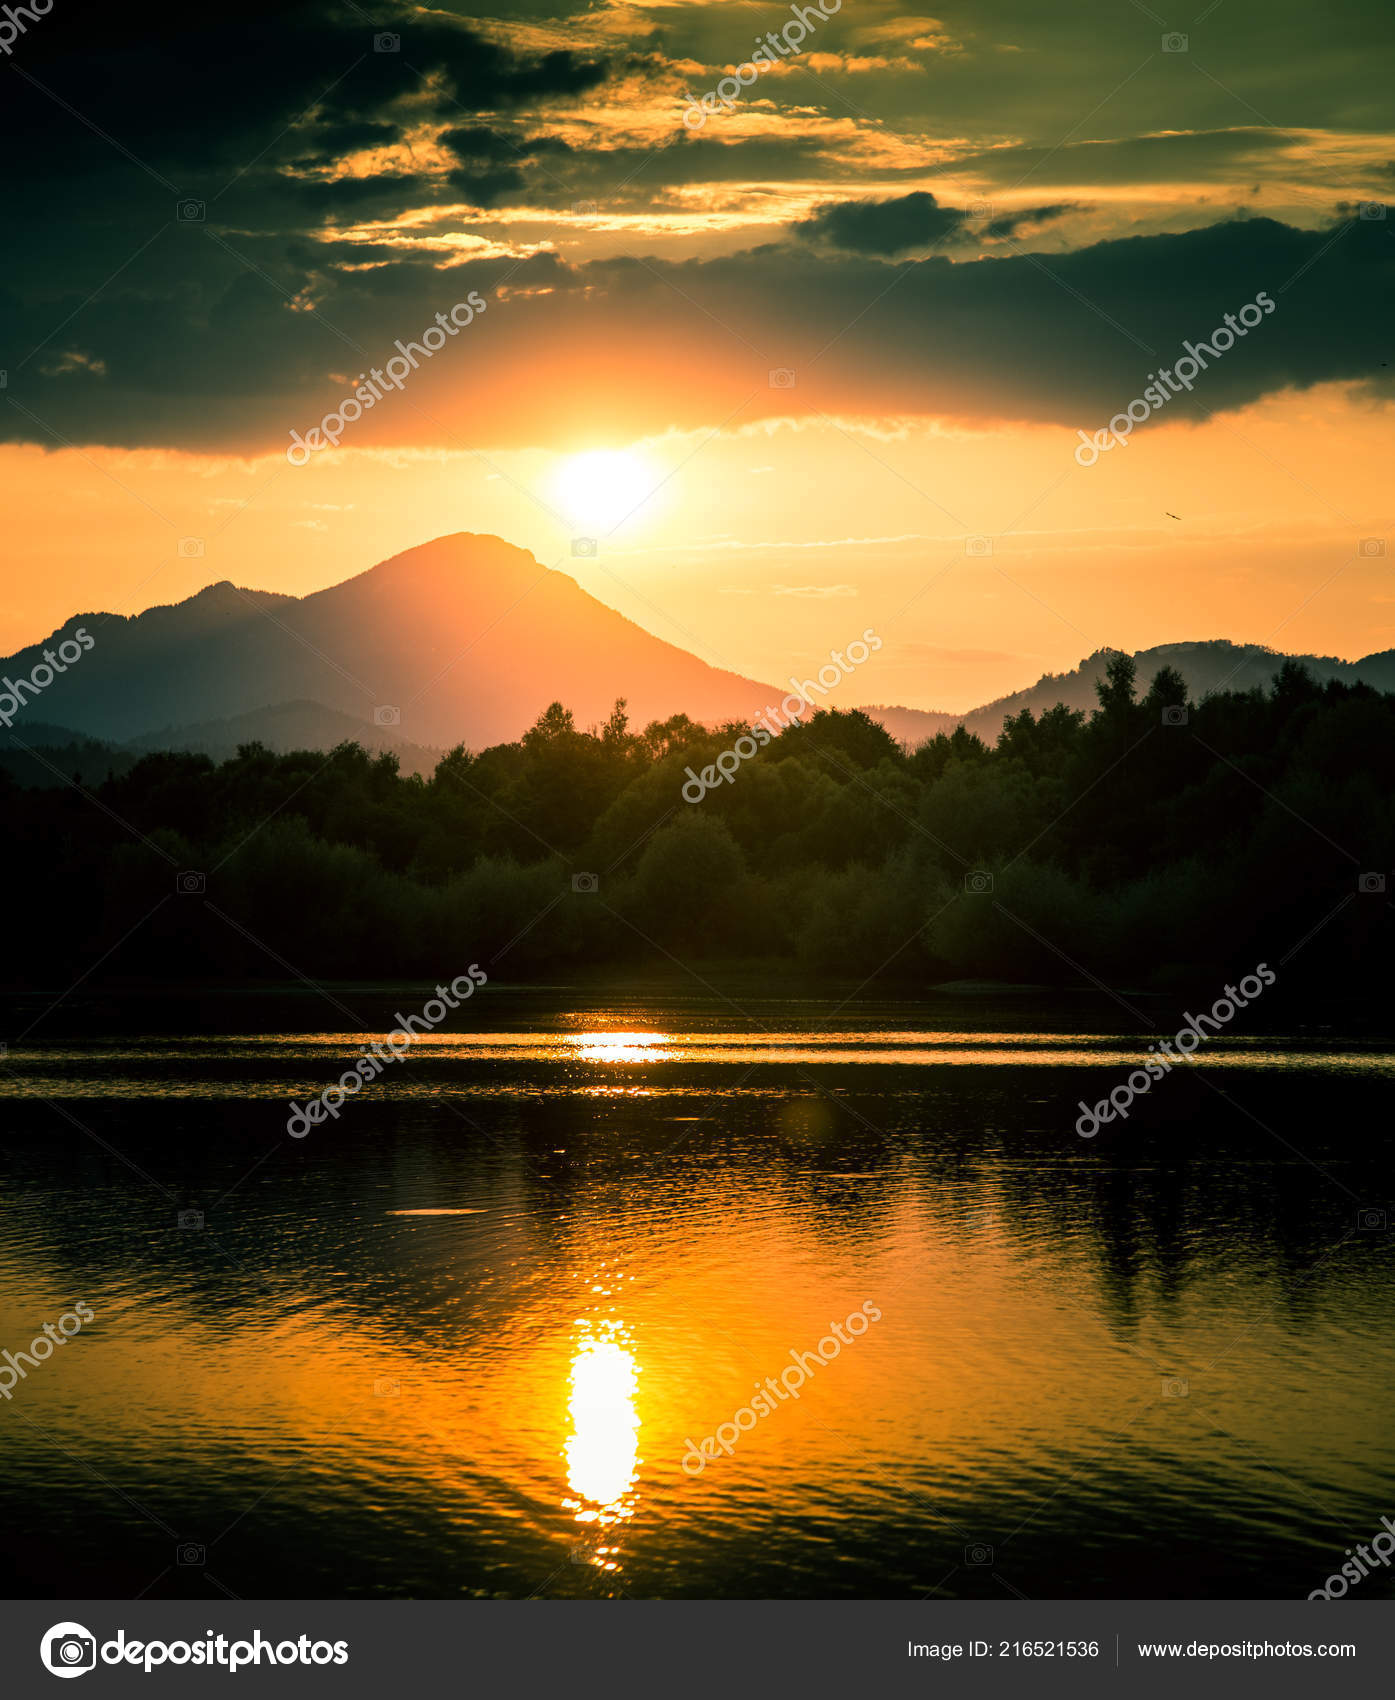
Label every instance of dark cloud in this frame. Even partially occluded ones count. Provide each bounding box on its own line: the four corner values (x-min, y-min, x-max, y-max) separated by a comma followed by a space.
543, 136, 854, 205
793, 192, 967, 254
984, 204, 1081, 239
289, 121, 403, 171
0, 0, 607, 262
793, 193, 1083, 256
441, 128, 575, 163
0, 0, 615, 415
2, 1, 1391, 461
3, 214, 1390, 456
956, 128, 1298, 189
440, 126, 576, 208
1, 1, 606, 183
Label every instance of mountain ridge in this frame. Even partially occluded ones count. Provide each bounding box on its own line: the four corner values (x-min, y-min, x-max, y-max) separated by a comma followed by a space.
5, 535, 1392, 760
0, 534, 785, 749
865, 639, 1395, 747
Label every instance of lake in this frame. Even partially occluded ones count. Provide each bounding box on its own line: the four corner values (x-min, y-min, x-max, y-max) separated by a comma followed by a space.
1, 987, 1392, 1601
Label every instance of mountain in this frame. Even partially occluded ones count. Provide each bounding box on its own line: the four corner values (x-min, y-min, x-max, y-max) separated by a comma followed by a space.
946, 640, 1395, 739
4, 537, 1389, 766
0, 534, 785, 750
0, 707, 444, 788
0, 721, 135, 790
858, 703, 961, 745
867, 641, 1395, 747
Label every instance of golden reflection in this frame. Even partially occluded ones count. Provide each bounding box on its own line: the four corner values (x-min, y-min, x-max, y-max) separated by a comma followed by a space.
566, 1031, 669, 1064
564, 1328, 640, 1536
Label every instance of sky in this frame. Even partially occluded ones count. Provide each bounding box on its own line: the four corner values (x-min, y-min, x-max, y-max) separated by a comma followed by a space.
2, 0, 1393, 712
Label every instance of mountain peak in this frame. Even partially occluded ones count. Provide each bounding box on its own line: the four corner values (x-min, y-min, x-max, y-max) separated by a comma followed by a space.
0, 532, 779, 747
360, 532, 548, 582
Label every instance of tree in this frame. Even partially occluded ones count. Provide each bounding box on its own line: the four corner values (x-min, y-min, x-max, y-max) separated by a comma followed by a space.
1142, 664, 1189, 719
1095, 651, 1137, 720
628, 812, 745, 945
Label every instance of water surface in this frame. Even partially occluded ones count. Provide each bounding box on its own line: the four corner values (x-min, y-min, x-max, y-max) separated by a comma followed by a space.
1, 992, 1391, 1600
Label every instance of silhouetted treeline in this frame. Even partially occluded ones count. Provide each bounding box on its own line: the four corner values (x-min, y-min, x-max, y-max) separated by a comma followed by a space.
3, 657, 1393, 994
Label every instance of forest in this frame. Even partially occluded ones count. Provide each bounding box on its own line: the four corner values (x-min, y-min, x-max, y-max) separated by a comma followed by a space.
3, 655, 1391, 997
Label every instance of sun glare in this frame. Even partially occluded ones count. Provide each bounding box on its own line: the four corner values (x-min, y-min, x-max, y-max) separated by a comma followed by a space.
553, 449, 658, 537
567, 1032, 668, 1064
565, 1335, 640, 1515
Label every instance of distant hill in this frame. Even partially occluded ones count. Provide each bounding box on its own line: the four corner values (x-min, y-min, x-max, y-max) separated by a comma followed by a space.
0, 708, 441, 787
0, 533, 785, 751
122, 700, 445, 775
863, 640, 1395, 747
858, 703, 962, 746
0, 722, 135, 789
950, 641, 1395, 737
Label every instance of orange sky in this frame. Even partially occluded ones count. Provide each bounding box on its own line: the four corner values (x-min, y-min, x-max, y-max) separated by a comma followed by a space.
4, 0, 1394, 711
4, 378, 1391, 711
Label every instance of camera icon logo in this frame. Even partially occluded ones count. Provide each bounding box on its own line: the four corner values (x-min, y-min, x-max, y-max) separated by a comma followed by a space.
1357, 1207, 1388, 1230
768, 368, 796, 389
965, 535, 993, 557
964, 1543, 994, 1566
571, 537, 598, 558
374, 32, 400, 53
967, 200, 993, 219
964, 870, 994, 894
177, 870, 206, 895
572, 872, 599, 894
179, 538, 205, 558
1161, 705, 1188, 727
1162, 1376, 1190, 1398
176, 199, 205, 222
1358, 538, 1386, 557
178, 1208, 204, 1230
1359, 872, 1387, 894
571, 201, 598, 217
374, 705, 401, 727
177, 1541, 206, 1566
1359, 202, 1387, 220
1162, 32, 1189, 52
41, 1622, 97, 1678
374, 1376, 401, 1396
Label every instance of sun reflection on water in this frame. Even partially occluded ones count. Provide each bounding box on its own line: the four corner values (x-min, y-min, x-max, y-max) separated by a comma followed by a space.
565, 1334, 639, 1511
563, 1317, 640, 1573
565, 1032, 669, 1064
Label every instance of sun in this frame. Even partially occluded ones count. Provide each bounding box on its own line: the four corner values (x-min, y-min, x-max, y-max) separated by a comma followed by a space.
553, 448, 658, 538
